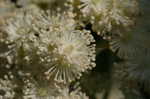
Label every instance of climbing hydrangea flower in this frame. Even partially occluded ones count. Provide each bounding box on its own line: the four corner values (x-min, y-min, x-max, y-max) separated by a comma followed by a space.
3, 9, 96, 84
79, 0, 139, 36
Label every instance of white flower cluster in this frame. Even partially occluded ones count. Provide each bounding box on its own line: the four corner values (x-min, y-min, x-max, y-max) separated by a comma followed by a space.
109, 31, 143, 59
79, 0, 139, 35
127, 53, 150, 82
0, 1, 96, 97
0, 0, 147, 98
3, 8, 95, 84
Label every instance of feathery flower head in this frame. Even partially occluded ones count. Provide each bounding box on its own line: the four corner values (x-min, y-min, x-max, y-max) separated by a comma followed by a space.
127, 53, 150, 82
34, 11, 96, 83
79, 0, 139, 36
3, 5, 41, 43
109, 30, 144, 59
114, 52, 150, 83
3, 9, 96, 84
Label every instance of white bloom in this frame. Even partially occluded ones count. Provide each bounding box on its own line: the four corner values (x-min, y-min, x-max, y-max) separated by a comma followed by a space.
79, 0, 139, 35
109, 30, 144, 59
3, 9, 96, 84
127, 53, 150, 82
4, 5, 41, 42
34, 12, 96, 83
114, 52, 150, 83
